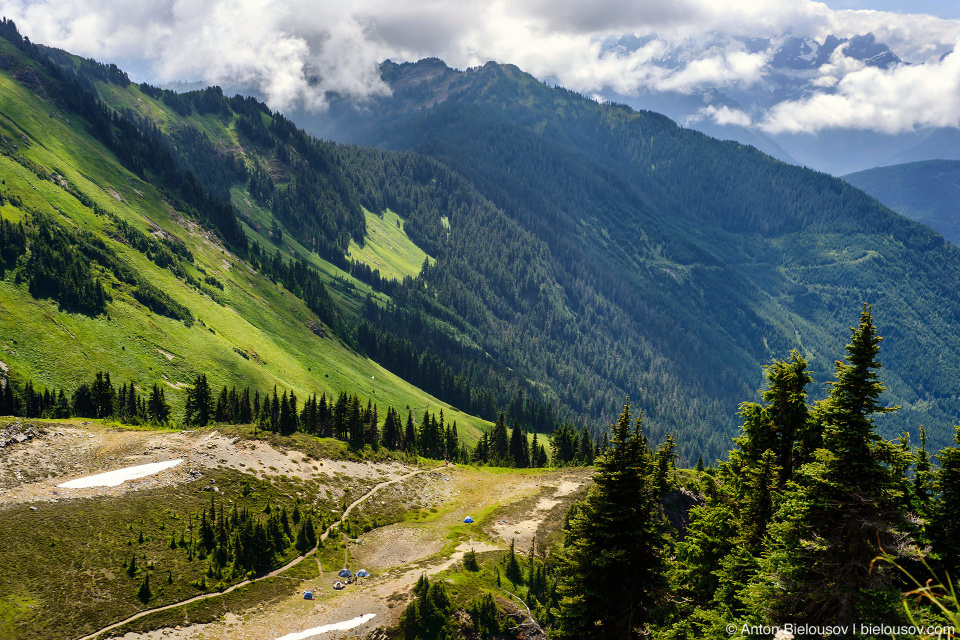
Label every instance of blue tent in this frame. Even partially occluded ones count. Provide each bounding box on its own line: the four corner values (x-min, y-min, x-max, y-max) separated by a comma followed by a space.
463, 516, 474, 523
356, 569, 370, 577
338, 568, 352, 577
303, 591, 314, 600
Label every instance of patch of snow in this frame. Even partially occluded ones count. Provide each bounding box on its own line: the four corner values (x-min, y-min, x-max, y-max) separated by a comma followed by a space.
275, 614, 376, 640
58, 459, 183, 488
799, 39, 820, 62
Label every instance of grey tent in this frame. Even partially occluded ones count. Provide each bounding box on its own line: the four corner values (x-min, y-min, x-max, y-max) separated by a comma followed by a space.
463, 516, 474, 523
338, 568, 352, 578
356, 569, 370, 577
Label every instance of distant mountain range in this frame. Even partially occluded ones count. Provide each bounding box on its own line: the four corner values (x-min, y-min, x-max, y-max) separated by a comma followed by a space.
600, 32, 960, 175
844, 160, 960, 245
161, 30, 960, 176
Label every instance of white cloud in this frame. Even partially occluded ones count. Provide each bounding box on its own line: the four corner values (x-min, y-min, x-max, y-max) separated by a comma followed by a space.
690, 105, 754, 127
761, 44, 960, 133
0, 0, 393, 110
0, 0, 958, 132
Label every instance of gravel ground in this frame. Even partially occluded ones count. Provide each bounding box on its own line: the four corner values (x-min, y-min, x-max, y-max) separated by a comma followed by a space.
0, 420, 413, 507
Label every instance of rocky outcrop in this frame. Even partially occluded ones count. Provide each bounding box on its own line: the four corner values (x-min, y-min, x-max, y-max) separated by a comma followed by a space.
663, 486, 704, 539
0, 421, 44, 448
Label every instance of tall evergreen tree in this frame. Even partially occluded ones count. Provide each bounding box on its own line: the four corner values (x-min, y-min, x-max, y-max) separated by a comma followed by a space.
137, 572, 151, 603
348, 395, 364, 447
934, 423, 960, 578
491, 413, 509, 463
553, 400, 668, 639
365, 403, 379, 449
184, 374, 213, 426
147, 383, 170, 424
402, 410, 417, 452
509, 419, 528, 468
749, 306, 910, 627
738, 350, 812, 486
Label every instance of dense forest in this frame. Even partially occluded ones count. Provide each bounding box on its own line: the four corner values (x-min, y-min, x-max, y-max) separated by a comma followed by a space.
0, 369, 581, 468
0, 20, 565, 444
296, 58, 960, 460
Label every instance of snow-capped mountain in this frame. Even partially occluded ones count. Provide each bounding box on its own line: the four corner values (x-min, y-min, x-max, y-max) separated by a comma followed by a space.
602, 32, 957, 175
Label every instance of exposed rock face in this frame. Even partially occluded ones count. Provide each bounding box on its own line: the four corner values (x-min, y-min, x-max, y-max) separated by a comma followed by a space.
663, 486, 704, 538
0, 422, 43, 448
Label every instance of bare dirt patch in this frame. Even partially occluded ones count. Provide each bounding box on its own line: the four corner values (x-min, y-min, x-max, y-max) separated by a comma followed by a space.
0, 421, 415, 506
489, 470, 592, 553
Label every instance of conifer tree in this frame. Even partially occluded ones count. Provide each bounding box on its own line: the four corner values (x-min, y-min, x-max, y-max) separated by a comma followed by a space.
402, 410, 417, 452
365, 403, 379, 449
473, 432, 490, 464
577, 428, 594, 465
491, 413, 509, 463
184, 374, 212, 426
279, 390, 293, 435
148, 383, 170, 424
509, 419, 527, 468
531, 432, 546, 467
553, 400, 668, 639
348, 395, 363, 447
934, 423, 960, 577
737, 350, 812, 486
271, 386, 280, 431
913, 425, 934, 518
653, 435, 676, 497
504, 538, 523, 585
672, 350, 812, 620
137, 572, 151, 603
749, 306, 910, 627
54, 388, 71, 418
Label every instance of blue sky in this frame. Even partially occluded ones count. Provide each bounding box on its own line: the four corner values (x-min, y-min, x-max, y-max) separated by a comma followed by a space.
825, 0, 959, 19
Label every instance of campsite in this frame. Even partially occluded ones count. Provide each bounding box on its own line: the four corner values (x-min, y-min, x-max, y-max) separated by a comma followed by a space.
0, 418, 589, 639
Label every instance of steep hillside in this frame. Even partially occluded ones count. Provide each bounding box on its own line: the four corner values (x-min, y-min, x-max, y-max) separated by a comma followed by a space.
844, 160, 960, 245
286, 58, 960, 456
0, 22, 489, 441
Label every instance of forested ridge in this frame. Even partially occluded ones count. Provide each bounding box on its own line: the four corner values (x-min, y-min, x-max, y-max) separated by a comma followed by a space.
0, 20, 562, 444
290, 57, 960, 459
844, 160, 960, 246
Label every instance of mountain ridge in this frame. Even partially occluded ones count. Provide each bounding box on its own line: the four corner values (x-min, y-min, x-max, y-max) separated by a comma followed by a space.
275, 56, 960, 455
844, 159, 960, 245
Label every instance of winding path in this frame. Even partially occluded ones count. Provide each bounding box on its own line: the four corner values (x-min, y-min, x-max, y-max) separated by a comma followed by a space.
75, 467, 430, 640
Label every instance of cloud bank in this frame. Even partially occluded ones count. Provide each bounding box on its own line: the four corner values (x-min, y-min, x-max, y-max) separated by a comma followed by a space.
1, 0, 959, 133
760, 45, 960, 133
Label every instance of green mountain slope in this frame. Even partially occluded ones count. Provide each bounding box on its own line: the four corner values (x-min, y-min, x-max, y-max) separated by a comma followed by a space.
0, 23, 489, 441
844, 160, 960, 245
283, 59, 960, 457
